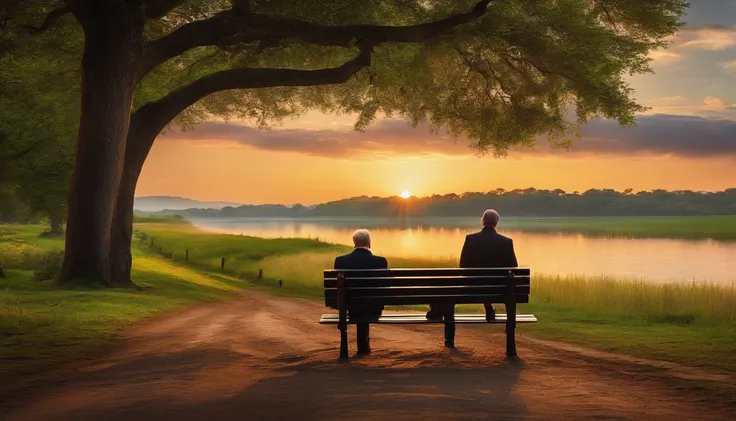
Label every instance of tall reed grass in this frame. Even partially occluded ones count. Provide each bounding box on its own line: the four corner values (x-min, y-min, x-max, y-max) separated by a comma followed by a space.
255, 251, 736, 326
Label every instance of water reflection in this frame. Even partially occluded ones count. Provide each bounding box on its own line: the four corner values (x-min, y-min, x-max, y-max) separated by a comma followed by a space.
189, 217, 736, 283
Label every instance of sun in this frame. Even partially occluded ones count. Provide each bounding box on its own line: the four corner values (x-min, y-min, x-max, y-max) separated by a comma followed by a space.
399, 190, 411, 199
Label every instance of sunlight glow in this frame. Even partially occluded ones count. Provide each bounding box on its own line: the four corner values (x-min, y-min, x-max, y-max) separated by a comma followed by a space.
400, 190, 411, 199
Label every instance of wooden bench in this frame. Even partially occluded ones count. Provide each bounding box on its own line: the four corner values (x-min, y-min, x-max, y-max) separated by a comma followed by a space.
319, 267, 536, 359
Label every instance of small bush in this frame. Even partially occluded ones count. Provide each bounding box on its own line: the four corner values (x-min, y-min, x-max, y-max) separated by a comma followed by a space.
32, 250, 64, 281
0, 242, 48, 269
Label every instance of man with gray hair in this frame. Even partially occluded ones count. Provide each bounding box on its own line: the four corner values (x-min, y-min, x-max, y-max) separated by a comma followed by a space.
334, 229, 389, 355
427, 209, 518, 347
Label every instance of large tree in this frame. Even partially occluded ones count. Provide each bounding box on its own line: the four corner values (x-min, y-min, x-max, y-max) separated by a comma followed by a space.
18, 0, 684, 286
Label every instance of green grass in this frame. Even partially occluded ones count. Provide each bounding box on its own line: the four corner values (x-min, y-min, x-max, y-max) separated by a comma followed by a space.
502, 215, 736, 241
135, 223, 349, 277
132, 213, 190, 224
0, 225, 247, 382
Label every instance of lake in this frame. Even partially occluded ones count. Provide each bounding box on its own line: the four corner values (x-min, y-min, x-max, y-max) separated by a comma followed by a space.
188, 217, 736, 283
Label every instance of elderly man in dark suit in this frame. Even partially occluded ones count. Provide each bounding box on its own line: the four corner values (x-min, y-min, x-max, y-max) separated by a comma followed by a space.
427, 209, 518, 347
334, 229, 388, 355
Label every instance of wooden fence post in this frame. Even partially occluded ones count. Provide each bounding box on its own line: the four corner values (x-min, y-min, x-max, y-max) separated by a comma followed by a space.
150, 237, 154, 247
258, 269, 263, 279
220, 257, 225, 271
278, 279, 282, 288
185, 249, 189, 262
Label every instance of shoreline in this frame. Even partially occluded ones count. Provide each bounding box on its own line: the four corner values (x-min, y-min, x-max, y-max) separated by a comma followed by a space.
158, 214, 736, 241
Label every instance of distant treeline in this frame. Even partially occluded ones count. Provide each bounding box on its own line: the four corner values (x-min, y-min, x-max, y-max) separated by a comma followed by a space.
161, 188, 736, 218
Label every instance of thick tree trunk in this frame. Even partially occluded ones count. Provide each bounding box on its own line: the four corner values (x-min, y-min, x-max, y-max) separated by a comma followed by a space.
108, 124, 157, 287
48, 205, 64, 236
57, 4, 144, 286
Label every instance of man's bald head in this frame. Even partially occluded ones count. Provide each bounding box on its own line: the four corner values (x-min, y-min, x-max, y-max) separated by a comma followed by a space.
482, 209, 500, 228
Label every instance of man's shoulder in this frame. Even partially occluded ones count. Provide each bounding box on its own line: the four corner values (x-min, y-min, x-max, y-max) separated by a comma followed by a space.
466, 231, 482, 240
333, 253, 351, 268
496, 232, 514, 243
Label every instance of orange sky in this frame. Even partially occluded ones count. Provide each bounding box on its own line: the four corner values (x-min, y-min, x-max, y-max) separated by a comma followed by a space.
137, 137, 736, 204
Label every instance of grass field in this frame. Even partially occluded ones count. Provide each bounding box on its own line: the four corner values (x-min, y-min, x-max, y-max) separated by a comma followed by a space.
502, 215, 736, 240
0, 225, 247, 381
2, 222, 735, 383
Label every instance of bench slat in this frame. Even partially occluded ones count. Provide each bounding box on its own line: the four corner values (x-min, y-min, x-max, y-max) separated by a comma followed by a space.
325, 294, 529, 308
319, 313, 537, 324
324, 275, 530, 288
324, 268, 530, 279
324, 285, 530, 299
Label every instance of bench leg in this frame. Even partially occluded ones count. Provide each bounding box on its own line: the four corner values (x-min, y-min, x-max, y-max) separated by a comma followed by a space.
339, 323, 348, 359
505, 302, 517, 358
337, 272, 349, 359
505, 271, 518, 359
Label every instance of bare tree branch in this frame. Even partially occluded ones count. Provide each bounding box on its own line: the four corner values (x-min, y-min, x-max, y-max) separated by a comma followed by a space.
23, 5, 71, 32
142, 0, 496, 76
137, 42, 374, 131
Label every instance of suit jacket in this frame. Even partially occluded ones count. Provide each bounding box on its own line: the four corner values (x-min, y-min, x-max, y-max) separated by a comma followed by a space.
334, 248, 388, 314
459, 226, 518, 268
429, 227, 518, 315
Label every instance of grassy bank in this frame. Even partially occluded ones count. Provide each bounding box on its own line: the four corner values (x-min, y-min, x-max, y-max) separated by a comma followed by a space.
0, 225, 248, 382
503, 215, 736, 241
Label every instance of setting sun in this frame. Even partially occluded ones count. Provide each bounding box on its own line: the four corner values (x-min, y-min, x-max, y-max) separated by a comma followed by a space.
400, 190, 411, 199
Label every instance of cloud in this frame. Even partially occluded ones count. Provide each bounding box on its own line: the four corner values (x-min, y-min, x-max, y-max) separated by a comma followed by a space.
161, 114, 736, 159
722, 59, 736, 72
644, 96, 736, 116
703, 95, 736, 110
649, 49, 682, 62
164, 120, 470, 158
674, 25, 736, 51
539, 114, 736, 158
649, 25, 736, 63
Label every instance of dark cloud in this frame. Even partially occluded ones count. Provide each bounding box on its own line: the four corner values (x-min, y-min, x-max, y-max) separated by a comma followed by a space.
164, 120, 470, 158
162, 114, 736, 159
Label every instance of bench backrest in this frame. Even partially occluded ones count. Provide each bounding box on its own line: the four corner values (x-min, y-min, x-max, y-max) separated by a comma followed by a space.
323, 268, 530, 308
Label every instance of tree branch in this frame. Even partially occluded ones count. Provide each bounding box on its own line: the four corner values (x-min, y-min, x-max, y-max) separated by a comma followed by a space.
131, 43, 374, 143
23, 5, 71, 32
142, 0, 495, 76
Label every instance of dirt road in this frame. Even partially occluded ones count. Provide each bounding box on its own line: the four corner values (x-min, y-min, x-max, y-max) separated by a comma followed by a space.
3, 291, 734, 420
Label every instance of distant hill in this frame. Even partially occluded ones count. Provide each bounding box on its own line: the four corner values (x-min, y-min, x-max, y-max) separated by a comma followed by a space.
157, 188, 736, 218
134, 196, 243, 212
